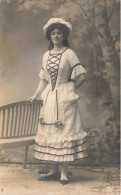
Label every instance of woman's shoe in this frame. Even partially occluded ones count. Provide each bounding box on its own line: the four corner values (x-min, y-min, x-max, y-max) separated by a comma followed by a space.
38, 170, 72, 175
38, 170, 47, 174
38, 172, 60, 181
60, 179, 69, 185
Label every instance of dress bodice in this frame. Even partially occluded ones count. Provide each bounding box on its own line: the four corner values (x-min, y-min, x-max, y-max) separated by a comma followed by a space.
46, 48, 72, 90
39, 47, 86, 91
46, 53, 63, 91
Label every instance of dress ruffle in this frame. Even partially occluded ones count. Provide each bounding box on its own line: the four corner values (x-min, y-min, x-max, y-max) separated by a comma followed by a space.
34, 131, 88, 162
34, 142, 86, 155
35, 131, 87, 148
34, 150, 88, 162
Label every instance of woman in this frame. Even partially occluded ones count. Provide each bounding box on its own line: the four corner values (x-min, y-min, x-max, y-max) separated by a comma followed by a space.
29, 18, 88, 184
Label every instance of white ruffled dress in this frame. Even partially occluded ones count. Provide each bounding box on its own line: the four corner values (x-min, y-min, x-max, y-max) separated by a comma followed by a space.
34, 47, 88, 162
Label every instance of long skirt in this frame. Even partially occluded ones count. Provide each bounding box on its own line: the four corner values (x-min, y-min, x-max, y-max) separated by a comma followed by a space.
34, 82, 88, 162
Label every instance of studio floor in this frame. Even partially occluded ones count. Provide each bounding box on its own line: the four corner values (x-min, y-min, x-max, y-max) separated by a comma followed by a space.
0, 164, 120, 195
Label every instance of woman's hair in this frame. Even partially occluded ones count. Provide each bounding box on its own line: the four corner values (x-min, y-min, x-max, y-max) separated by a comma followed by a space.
45, 23, 70, 50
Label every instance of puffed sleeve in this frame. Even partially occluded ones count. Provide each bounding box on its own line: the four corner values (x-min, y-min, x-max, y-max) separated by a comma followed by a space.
39, 67, 47, 80
68, 49, 86, 80
39, 52, 49, 81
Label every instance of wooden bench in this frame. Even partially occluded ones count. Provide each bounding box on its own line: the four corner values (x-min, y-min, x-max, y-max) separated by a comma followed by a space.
0, 100, 42, 168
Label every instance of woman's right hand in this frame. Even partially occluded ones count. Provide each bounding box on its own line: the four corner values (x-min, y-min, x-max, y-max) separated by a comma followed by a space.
28, 95, 36, 102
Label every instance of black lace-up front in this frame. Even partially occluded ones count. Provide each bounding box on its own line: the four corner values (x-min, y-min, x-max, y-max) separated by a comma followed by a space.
47, 53, 62, 91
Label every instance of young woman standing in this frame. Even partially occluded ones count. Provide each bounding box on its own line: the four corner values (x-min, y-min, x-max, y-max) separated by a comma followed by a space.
29, 18, 88, 184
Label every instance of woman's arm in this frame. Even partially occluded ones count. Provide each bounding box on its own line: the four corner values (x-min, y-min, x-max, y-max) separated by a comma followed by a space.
28, 79, 48, 101
74, 73, 86, 89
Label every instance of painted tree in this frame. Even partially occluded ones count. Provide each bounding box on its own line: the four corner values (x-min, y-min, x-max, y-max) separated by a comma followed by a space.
74, 0, 120, 123
73, 0, 120, 164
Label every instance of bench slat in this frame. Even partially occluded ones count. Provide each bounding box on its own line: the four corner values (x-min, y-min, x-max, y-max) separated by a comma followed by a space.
36, 104, 41, 133
10, 107, 15, 136
30, 104, 35, 134
17, 106, 23, 136
32, 104, 38, 134
25, 105, 31, 136
1, 110, 5, 137
27, 104, 33, 135
23, 105, 28, 136
6, 108, 10, 137
34, 104, 41, 134
13, 106, 18, 136
21, 105, 26, 136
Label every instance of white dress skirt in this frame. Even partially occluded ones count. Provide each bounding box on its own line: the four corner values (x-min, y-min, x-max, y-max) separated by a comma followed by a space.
34, 47, 88, 162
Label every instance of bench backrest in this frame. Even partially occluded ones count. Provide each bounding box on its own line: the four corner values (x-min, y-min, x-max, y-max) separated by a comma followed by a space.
0, 100, 42, 139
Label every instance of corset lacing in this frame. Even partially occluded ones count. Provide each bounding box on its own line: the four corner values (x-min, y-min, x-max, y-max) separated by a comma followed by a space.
46, 53, 62, 91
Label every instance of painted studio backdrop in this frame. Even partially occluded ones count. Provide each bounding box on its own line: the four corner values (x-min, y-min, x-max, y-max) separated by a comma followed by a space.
0, 0, 120, 166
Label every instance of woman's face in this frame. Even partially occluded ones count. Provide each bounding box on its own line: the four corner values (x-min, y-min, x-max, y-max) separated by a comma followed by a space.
50, 29, 63, 46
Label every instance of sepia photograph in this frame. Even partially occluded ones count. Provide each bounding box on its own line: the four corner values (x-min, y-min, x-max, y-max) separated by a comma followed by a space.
0, 0, 120, 194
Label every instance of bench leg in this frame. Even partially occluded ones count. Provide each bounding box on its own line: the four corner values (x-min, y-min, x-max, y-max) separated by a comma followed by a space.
24, 145, 29, 169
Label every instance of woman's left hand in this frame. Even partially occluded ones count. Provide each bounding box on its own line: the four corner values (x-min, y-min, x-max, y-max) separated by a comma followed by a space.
28, 95, 36, 102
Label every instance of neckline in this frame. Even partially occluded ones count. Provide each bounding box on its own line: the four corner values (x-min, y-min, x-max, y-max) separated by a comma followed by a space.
50, 47, 68, 54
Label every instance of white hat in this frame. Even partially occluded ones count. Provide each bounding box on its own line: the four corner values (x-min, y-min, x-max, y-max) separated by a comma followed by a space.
43, 18, 72, 35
